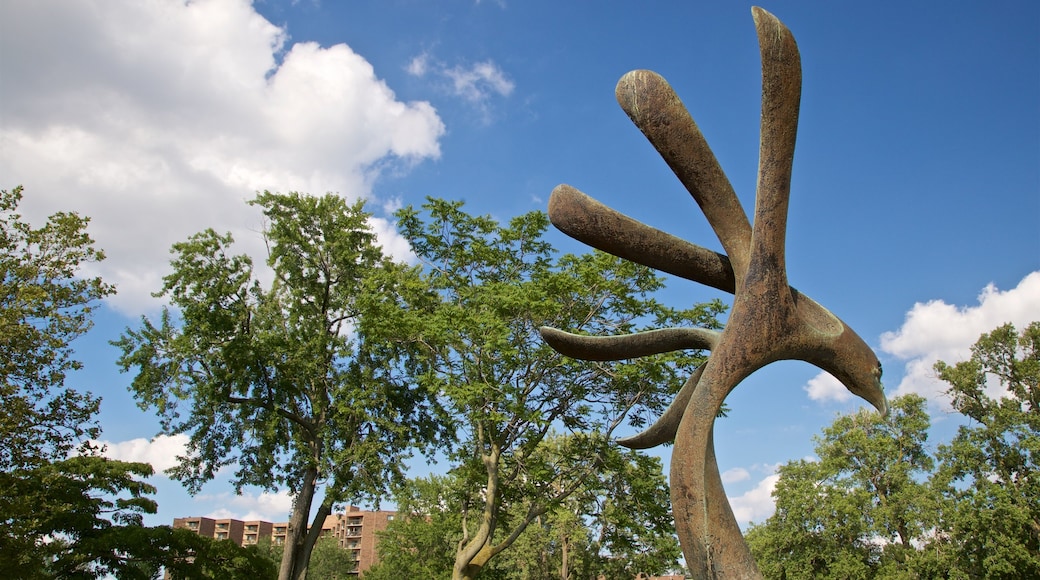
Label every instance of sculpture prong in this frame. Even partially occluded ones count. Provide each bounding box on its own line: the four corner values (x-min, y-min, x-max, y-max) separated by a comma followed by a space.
539, 326, 719, 361
616, 365, 703, 449
748, 6, 801, 301
548, 184, 735, 293
615, 70, 753, 280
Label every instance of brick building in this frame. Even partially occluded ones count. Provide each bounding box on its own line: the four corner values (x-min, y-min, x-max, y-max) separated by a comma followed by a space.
173, 506, 395, 576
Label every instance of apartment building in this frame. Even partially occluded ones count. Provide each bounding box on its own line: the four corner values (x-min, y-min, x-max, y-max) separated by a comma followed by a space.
173, 506, 395, 576
324, 507, 396, 572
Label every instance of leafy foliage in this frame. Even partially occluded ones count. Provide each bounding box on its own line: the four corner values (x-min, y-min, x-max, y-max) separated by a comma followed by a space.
931, 321, 1040, 578
392, 198, 721, 579
745, 395, 935, 579
0, 185, 114, 470
114, 191, 444, 580
746, 322, 1040, 579
300, 536, 358, 579
0, 186, 269, 578
369, 443, 681, 580
364, 474, 465, 580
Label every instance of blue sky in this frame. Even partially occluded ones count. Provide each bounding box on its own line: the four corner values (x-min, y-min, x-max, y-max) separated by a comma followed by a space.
2, 0, 1037, 529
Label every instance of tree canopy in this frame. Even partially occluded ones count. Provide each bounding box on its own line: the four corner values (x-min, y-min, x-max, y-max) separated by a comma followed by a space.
746, 321, 1040, 579
388, 198, 721, 579
1, 186, 273, 578
0, 185, 114, 470
367, 441, 681, 580
114, 191, 445, 580
931, 321, 1040, 577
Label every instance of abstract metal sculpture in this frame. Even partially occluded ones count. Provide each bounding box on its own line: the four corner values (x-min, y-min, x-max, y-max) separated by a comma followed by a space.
539, 8, 888, 578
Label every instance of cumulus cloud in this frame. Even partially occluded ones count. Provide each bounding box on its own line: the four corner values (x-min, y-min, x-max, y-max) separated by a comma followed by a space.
729, 472, 781, 526
0, 0, 444, 314
201, 489, 295, 522
98, 434, 190, 473
406, 52, 514, 123
721, 467, 750, 484
803, 371, 851, 404
879, 271, 1040, 406
444, 61, 515, 103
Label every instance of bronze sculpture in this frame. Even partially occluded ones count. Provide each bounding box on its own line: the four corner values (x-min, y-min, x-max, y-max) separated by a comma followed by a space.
539, 8, 888, 578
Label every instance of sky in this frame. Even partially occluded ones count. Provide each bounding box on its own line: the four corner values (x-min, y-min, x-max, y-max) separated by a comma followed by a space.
1, 0, 1038, 531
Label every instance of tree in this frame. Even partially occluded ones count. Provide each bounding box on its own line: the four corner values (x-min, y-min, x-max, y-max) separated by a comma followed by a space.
745, 395, 937, 579
370, 444, 681, 580
363, 474, 469, 580
0, 186, 270, 578
577, 447, 681, 579
114, 191, 444, 580
931, 321, 1040, 578
0, 185, 113, 470
494, 439, 681, 580
391, 198, 720, 580
747, 322, 1040, 580
0, 454, 159, 578
303, 536, 358, 579
0, 185, 148, 576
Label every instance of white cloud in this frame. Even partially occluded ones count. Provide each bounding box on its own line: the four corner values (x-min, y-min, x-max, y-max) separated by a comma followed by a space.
878, 271, 1040, 406
0, 0, 444, 314
721, 467, 750, 484
98, 434, 190, 473
200, 489, 295, 522
445, 61, 515, 103
407, 53, 430, 77
803, 371, 852, 404
728, 473, 780, 526
406, 52, 514, 123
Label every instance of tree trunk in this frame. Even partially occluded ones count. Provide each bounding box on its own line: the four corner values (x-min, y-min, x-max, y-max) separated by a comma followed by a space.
294, 496, 335, 580
560, 532, 569, 580
452, 443, 501, 580
278, 466, 319, 580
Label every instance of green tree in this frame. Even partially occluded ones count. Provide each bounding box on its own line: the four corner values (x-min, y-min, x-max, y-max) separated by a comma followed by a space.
0, 454, 159, 577
392, 198, 719, 579
0, 186, 270, 578
494, 440, 681, 580
365, 474, 466, 580
0, 186, 113, 470
146, 525, 278, 579
931, 321, 1040, 578
370, 445, 680, 580
303, 536, 357, 579
114, 191, 444, 580
745, 395, 937, 579
578, 448, 681, 579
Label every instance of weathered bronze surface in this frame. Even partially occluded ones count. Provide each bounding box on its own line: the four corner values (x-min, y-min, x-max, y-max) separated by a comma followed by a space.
539, 7, 887, 578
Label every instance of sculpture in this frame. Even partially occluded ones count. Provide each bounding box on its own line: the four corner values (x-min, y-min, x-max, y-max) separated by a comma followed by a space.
539, 8, 888, 578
